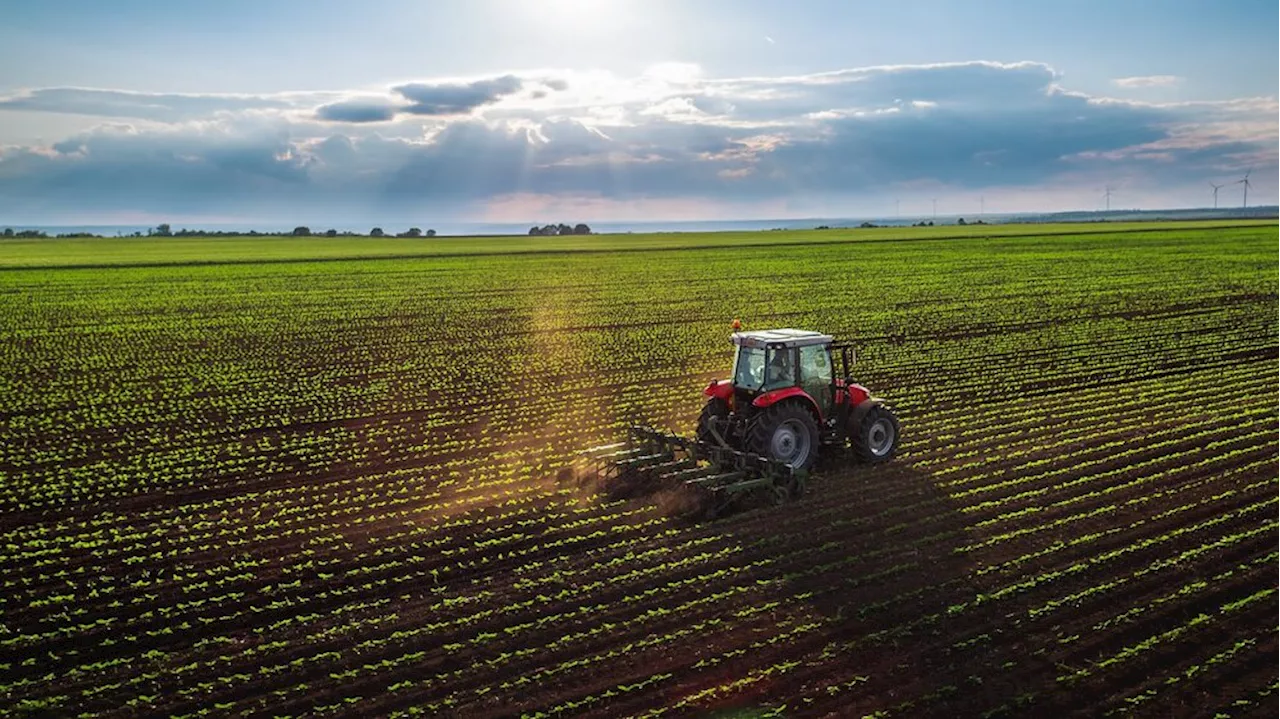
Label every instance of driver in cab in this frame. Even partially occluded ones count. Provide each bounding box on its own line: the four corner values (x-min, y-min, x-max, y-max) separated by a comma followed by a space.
767, 349, 794, 388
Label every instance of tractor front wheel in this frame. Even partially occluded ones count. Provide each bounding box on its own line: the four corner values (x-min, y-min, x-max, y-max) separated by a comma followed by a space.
749, 402, 819, 470
851, 404, 900, 463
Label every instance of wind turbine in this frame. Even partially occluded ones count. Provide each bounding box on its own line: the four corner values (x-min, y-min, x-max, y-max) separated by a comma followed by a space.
931, 198, 938, 221
1209, 181, 1225, 209
1235, 169, 1253, 208
1102, 186, 1114, 212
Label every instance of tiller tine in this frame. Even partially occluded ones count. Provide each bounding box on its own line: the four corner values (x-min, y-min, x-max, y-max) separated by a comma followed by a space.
578, 424, 810, 517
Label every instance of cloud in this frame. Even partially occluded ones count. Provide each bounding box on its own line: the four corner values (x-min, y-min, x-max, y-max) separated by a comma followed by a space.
0, 87, 317, 122
314, 99, 398, 123
0, 61, 1274, 222
0, 123, 313, 220
1112, 75, 1182, 88
696, 61, 1063, 122
392, 75, 525, 116
0, 76, 545, 127
308, 75, 547, 124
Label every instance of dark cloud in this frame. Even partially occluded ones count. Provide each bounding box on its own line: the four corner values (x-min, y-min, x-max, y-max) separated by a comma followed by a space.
310, 75, 543, 124
0, 125, 311, 218
315, 99, 397, 123
749, 92, 1172, 190
392, 75, 524, 116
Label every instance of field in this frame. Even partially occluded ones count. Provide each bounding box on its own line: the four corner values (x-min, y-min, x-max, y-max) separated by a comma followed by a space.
1, 221, 1276, 718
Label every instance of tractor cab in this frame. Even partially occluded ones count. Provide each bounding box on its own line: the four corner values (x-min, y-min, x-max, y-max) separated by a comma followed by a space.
730, 329, 838, 417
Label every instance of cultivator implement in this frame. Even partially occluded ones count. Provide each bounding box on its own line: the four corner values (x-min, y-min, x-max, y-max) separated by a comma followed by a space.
582, 425, 808, 519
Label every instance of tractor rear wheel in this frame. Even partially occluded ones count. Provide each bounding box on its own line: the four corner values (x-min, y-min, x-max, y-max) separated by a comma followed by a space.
851, 405, 900, 463
696, 397, 731, 446
749, 402, 819, 470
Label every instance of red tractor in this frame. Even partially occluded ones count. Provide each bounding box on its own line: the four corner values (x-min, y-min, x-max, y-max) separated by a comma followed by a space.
587, 326, 900, 517
696, 327, 900, 469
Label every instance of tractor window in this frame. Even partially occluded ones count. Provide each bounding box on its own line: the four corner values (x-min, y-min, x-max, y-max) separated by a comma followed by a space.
800, 345, 834, 413
734, 345, 766, 390
764, 347, 796, 390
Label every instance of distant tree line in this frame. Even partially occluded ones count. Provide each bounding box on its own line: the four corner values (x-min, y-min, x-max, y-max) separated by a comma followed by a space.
2, 228, 105, 238
68, 222, 445, 236
811, 219, 987, 230
3, 228, 54, 238
4, 223, 582, 239
528, 223, 592, 236
3, 218, 999, 239
360, 227, 436, 238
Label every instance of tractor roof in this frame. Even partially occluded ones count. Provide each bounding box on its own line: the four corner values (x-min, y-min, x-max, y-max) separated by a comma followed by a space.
731, 328, 834, 349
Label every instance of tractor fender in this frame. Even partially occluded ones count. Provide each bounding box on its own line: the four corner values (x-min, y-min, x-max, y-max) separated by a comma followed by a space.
836, 381, 871, 407
704, 380, 734, 402
752, 387, 823, 422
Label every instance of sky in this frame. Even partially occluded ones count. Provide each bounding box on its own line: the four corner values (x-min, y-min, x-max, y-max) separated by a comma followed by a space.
0, 0, 1276, 226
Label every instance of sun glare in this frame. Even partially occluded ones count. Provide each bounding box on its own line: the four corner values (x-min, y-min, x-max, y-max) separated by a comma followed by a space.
517, 0, 632, 34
